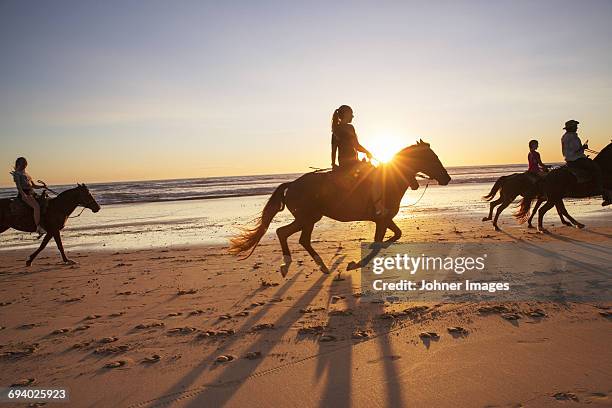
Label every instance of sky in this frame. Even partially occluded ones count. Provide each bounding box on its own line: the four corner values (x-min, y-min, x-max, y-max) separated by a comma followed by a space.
1, 0, 611, 186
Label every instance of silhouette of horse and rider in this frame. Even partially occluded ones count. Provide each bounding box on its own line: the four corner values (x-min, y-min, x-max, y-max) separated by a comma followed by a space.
2, 108, 609, 272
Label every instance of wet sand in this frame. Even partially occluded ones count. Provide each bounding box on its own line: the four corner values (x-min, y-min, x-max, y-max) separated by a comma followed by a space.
0, 212, 611, 407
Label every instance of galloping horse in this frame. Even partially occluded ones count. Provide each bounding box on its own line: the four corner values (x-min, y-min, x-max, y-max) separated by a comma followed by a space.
229, 140, 451, 276
0, 184, 101, 266
482, 172, 572, 231
515, 142, 612, 232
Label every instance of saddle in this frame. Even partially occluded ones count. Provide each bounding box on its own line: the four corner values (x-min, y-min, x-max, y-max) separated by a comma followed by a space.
9, 192, 49, 217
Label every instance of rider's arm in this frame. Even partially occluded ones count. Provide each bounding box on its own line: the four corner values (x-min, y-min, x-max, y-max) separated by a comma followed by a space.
348, 125, 373, 158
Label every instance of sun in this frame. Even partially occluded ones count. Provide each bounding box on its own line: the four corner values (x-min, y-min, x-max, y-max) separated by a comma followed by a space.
364, 133, 405, 163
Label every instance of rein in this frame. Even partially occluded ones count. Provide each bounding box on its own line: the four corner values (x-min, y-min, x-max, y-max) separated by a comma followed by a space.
404, 173, 432, 207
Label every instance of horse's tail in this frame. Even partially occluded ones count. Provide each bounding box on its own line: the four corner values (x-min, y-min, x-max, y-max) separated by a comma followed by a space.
483, 176, 507, 201
514, 195, 534, 223
229, 182, 291, 258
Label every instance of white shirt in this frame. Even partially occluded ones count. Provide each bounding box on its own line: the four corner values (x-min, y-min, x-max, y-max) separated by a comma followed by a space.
561, 131, 586, 162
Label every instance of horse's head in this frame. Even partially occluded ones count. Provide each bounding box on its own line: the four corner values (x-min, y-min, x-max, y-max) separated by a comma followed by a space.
76, 183, 101, 213
394, 139, 451, 186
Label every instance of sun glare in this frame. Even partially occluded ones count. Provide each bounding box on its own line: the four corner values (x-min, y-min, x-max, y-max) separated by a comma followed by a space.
364, 134, 406, 163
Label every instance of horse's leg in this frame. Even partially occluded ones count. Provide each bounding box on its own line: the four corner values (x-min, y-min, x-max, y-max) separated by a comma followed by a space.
557, 201, 584, 229
25, 232, 52, 266
482, 198, 502, 222
298, 222, 330, 274
537, 200, 556, 233
386, 220, 402, 243
554, 203, 571, 226
347, 221, 388, 271
528, 198, 544, 228
492, 196, 513, 232
276, 221, 302, 277
52, 232, 75, 264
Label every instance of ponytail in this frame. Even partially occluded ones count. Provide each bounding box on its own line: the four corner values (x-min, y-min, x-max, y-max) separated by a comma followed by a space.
331, 105, 352, 136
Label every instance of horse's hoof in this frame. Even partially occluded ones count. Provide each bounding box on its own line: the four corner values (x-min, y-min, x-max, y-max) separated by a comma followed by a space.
482, 217, 489, 222
63, 259, 77, 265
279, 264, 289, 278
25, 260, 32, 267
576, 223, 585, 229
562, 222, 572, 226
527, 224, 534, 229
494, 226, 501, 232
537, 228, 549, 234
319, 264, 331, 275
346, 261, 359, 271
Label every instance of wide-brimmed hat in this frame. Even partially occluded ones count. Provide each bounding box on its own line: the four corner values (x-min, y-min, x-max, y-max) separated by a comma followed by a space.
563, 119, 579, 129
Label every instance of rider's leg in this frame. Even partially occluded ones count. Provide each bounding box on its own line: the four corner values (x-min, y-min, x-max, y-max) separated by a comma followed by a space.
22, 194, 45, 234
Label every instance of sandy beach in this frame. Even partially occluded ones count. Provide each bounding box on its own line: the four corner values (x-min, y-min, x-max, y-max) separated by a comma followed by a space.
1, 207, 610, 407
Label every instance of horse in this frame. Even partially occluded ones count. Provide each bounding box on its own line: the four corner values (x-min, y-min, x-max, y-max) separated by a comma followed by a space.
482, 172, 573, 231
229, 140, 451, 277
0, 184, 101, 266
515, 141, 612, 232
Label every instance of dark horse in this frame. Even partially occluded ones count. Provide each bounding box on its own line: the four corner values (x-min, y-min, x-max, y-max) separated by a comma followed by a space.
0, 184, 101, 266
515, 142, 612, 232
229, 140, 451, 276
482, 172, 572, 231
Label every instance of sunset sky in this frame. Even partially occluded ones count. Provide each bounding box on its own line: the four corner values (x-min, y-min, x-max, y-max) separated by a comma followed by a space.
1, 0, 611, 186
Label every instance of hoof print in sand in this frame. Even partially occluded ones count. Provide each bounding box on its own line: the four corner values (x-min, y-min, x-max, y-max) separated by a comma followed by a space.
72, 341, 92, 349
95, 345, 130, 355
74, 325, 90, 331
218, 314, 232, 320
528, 310, 546, 318
447, 327, 469, 336
51, 328, 70, 335
189, 310, 204, 316
85, 314, 102, 320
501, 313, 521, 321
99, 337, 118, 344
215, 354, 235, 363
235, 311, 249, 317
166, 312, 183, 317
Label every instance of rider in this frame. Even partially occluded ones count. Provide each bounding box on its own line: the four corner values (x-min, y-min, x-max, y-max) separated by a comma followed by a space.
11, 157, 46, 235
561, 120, 611, 206
330, 105, 385, 216
527, 139, 549, 177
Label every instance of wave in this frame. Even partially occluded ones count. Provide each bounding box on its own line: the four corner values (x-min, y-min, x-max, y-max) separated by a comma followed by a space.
0, 164, 542, 206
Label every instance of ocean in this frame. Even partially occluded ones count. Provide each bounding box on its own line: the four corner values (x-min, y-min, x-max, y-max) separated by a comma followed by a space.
1, 164, 607, 252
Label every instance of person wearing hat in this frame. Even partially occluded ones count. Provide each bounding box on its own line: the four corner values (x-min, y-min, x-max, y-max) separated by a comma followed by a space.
561, 119, 610, 206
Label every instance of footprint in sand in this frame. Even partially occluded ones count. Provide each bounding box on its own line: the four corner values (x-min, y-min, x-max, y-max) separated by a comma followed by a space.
331, 295, 345, 304
553, 392, 579, 402
352, 330, 370, 339
329, 309, 352, 316
319, 335, 337, 342
235, 311, 249, 317
215, 354, 235, 363
104, 360, 128, 369
189, 310, 204, 316
528, 310, 546, 318
109, 312, 125, 318
218, 314, 232, 320
447, 327, 469, 336
95, 345, 130, 355
250, 301, 266, 308
143, 354, 161, 363
245, 351, 262, 360
501, 313, 521, 321
74, 325, 90, 331
251, 323, 274, 332
197, 329, 235, 339
51, 328, 70, 335
167, 327, 197, 335
419, 331, 440, 339
99, 337, 118, 344
85, 314, 102, 320
72, 341, 92, 349
11, 378, 36, 387
177, 289, 197, 295
166, 312, 183, 317
135, 322, 165, 329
